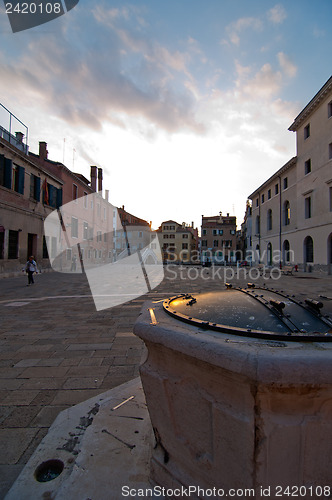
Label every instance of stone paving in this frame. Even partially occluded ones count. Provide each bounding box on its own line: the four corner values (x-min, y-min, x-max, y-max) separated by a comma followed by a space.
0, 265, 331, 498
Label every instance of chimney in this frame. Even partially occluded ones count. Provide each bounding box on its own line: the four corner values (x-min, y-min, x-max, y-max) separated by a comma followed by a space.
105, 189, 109, 202
39, 141, 48, 160
90, 166, 97, 192
227, 213, 229, 217
15, 132, 24, 143
192, 221, 194, 228
98, 168, 103, 193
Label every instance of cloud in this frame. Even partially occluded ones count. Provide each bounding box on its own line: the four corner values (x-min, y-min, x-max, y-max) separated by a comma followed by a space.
223, 16, 263, 46
267, 4, 287, 24
0, 3, 205, 137
240, 63, 283, 99
277, 52, 297, 78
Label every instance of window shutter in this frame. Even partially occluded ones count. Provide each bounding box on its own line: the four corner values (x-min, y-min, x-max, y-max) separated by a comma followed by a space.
17, 165, 25, 194
0, 154, 4, 185
48, 185, 55, 207
4, 158, 12, 189
35, 176, 41, 201
56, 188, 63, 208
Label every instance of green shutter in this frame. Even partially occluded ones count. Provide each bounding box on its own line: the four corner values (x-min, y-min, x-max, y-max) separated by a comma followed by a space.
4, 158, 12, 189
35, 177, 41, 202
17, 165, 25, 194
56, 188, 63, 208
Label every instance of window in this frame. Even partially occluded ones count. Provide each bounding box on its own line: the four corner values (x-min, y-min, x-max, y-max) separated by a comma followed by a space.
8, 230, 18, 259
139, 231, 143, 238
71, 217, 78, 238
230, 230, 236, 235
83, 192, 88, 208
83, 222, 88, 240
48, 185, 58, 208
182, 243, 188, 249
267, 209, 273, 231
73, 184, 78, 201
202, 229, 206, 236
283, 201, 290, 226
268, 189, 271, 200
256, 198, 259, 207
66, 248, 72, 261
304, 236, 314, 263
304, 123, 310, 139
275, 183, 279, 195
304, 159, 311, 175
213, 240, 219, 247
219, 229, 223, 235
182, 234, 188, 238
255, 216, 260, 235
213, 229, 217, 235
283, 178, 288, 190
201, 240, 207, 247
328, 100, 332, 118
30, 174, 41, 201
305, 196, 312, 219
329, 143, 332, 160
169, 234, 175, 239
261, 194, 265, 204
10, 164, 25, 194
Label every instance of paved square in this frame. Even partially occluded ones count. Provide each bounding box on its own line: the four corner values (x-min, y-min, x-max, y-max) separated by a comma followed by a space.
0, 266, 331, 497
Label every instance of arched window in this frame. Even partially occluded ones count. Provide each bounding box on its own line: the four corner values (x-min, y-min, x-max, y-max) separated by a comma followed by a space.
255, 244, 260, 262
304, 236, 313, 263
267, 209, 272, 231
283, 201, 290, 226
328, 233, 332, 275
283, 240, 290, 263
255, 215, 260, 235
267, 242, 272, 266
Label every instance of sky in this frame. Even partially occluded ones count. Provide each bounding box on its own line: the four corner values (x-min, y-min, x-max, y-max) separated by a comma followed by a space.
0, 0, 331, 232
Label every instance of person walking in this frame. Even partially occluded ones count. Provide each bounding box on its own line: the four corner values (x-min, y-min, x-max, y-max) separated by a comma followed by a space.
24, 256, 38, 286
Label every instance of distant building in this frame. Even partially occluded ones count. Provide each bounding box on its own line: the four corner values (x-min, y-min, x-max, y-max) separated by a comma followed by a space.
238, 200, 252, 262
200, 213, 237, 264
115, 206, 152, 260
248, 76, 332, 272
29, 142, 115, 272
0, 113, 63, 275
157, 220, 198, 264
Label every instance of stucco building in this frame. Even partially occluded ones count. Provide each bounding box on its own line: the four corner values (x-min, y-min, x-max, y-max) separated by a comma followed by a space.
248, 76, 332, 272
0, 122, 63, 275
200, 213, 237, 264
157, 220, 198, 264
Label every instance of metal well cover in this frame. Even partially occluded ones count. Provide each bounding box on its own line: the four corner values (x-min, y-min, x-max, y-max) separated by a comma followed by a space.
163, 287, 332, 341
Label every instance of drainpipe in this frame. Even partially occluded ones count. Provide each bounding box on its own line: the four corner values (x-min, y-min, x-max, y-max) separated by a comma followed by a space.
258, 192, 261, 263
278, 175, 282, 267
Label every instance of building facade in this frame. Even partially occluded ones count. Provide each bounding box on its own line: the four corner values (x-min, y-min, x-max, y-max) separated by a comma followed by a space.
0, 127, 63, 275
157, 220, 198, 264
200, 213, 237, 264
248, 76, 332, 272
